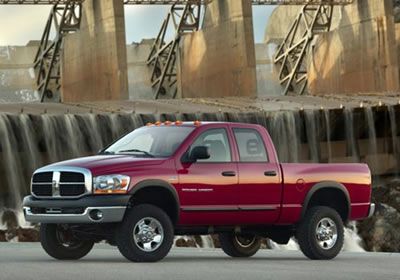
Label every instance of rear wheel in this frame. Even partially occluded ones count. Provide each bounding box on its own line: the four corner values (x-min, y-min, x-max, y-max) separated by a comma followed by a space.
219, 233, 261, 258
297, 206, 344, 260
40, 224, 94, 260
116, 204, 174, 262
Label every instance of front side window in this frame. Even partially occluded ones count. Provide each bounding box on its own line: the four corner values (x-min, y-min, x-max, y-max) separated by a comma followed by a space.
233, 128, 268, 162
189, 128, 232, 163
104, 126, 195, 158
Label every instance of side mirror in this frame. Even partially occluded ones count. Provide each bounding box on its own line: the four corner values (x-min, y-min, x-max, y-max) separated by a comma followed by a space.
182, 146, 210, 163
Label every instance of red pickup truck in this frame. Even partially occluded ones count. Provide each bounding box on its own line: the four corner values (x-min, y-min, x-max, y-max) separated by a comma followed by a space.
23, 121, 374, 262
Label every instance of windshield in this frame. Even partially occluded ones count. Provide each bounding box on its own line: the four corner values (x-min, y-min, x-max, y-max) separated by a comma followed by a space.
103, 126, 195, 158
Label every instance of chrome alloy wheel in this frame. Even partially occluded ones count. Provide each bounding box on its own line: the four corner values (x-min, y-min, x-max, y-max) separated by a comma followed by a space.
315, 217, 338, 250
234, 234, 257, 248
133, 217, 164, 252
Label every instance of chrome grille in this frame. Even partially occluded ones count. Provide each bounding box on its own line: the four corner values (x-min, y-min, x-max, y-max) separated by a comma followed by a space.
31, 167, 91, 199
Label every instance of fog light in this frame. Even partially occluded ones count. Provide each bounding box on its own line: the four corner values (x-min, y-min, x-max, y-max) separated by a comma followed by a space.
89, 209, 103, 221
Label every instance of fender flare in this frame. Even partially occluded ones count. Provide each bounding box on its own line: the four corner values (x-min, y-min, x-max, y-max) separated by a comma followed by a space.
129, 179, 180, 224
300, 181, 351, 222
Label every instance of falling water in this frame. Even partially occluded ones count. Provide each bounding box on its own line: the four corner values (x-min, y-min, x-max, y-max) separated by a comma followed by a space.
0, 115, 24, 210
389, 106, 399, 175
324, 110, 332, 162
19, 114, 41, 173
304, 110, 319, 162
364, 107, 377, 171
266, 111, 299, 163
344, 108, 359, 161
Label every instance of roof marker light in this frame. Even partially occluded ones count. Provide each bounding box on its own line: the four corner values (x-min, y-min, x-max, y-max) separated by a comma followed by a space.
164, 121, 172, 125
194, 121, 202, 125
155, 121, 162, 126
175, 121, 183, 125
146, 122, 153, 126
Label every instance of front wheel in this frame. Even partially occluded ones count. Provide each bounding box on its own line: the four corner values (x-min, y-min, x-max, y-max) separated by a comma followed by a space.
219, 233, 261, 257
40, 224, 94, 260
116, 204, 174, 262
297, 206, 344, 260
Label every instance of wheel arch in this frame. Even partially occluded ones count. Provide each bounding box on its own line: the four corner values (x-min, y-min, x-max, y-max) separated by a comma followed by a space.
129, 179, 180, 225
300, 181, 351, 223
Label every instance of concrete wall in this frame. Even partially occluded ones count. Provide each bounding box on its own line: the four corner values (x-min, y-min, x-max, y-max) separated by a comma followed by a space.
0, 43, 39, 103
397, 24, 400, 83
255, 43, 282, 96
62, 0, 129, 102
308, 0, 400, 95
127, 40, 154, 99
179, 0, 257, 98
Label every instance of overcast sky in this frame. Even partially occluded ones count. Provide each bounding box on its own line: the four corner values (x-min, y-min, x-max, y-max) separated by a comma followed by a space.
0, 6, 274, 46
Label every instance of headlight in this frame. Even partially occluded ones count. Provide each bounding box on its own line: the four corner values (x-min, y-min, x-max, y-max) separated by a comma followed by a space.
93, 175, 130, 194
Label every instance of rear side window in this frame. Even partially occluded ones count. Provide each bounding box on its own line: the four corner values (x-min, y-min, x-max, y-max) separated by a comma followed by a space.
233, 128, 268, 162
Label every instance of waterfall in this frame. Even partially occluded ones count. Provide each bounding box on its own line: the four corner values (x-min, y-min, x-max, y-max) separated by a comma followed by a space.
364, 107, 377, 171
304, 110, 319, 163
389, 106, 399, 175
344, 108, 359, 161
0, 115, 24, 210
324, 110, 332, 162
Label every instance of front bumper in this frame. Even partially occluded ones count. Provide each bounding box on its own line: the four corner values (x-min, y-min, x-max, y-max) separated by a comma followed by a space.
23, 195, 131, 224
367, 203, 375, 218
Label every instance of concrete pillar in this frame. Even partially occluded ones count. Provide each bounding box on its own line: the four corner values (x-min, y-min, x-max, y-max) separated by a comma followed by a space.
179, 0, 258, 98
308, 0, 400, 95
61, 0, 129, 102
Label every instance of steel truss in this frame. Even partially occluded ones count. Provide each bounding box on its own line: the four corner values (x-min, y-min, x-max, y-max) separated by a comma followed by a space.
124, 0, 352, 5
33, 2, 82, 102
147, 3, 201, 99
273, 4, 334, 95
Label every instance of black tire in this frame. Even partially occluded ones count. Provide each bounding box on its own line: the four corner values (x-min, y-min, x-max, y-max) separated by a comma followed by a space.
116, 204, 174, 262
297, 206, 344, 260
40, 224, 94, 260
219, 233, 261, 258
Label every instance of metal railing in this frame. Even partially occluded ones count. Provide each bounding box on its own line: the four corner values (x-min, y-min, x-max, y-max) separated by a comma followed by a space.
0, 0, 353, 5
124, 0, 353, 5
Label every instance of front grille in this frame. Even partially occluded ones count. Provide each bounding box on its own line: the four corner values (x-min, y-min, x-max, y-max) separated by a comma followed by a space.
60, 172, 85, 183
60, 184, 86, 196
32, 170, 88, 198
32, 172, 53, 183
32, 184, 52, 196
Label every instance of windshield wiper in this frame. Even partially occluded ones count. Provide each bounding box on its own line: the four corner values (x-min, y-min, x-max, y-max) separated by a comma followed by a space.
118, 149, 155, 158
99, 150, 115, 155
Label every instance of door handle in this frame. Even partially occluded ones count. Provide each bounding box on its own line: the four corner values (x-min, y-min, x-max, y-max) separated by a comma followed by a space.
222, 171, 236, 177
264, 171, 277, 177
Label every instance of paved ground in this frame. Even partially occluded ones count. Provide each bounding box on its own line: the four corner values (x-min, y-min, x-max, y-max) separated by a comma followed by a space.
0, 243, 399, 280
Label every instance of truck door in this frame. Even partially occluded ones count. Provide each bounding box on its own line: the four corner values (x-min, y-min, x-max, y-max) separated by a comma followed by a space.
232, 127, 282, 224
177, 127, 238, 225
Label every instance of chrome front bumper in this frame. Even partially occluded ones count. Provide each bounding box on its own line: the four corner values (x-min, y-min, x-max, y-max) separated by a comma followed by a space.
23, 206, 126, 224
367, 203, 375, 218
22, 195, 131, 224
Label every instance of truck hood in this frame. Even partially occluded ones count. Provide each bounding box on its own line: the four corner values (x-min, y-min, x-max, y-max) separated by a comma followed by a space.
44, 155, 166, 175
